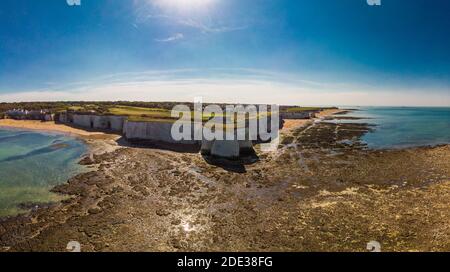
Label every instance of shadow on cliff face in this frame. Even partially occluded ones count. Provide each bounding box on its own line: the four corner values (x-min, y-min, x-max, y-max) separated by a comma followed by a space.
116, 137, 201, 153
116, 136, 260, 173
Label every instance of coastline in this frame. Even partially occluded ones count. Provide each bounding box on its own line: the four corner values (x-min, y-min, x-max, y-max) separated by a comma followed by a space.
0, 119, 122, 155
0, 110, 449, 252
280, 108, 348, 133
0, 119, 119, 139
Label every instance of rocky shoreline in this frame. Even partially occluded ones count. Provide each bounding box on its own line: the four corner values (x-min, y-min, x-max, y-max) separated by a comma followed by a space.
0, 116, 449, 252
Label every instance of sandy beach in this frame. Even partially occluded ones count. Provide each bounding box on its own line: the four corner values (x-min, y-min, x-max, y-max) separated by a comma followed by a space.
315, 108, 348, 118
0, 119, 118, 139
280, 108, 347, 133
280, 119, 312, 132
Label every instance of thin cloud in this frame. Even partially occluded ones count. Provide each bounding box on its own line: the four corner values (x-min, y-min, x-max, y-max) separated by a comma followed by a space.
139, 14, 247, 34
155, 33, 184, 42
178, 19, 247, 33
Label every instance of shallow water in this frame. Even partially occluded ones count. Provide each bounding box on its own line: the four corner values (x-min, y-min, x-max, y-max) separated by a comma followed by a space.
335, 107, 450, 149
0, 128, 87, 217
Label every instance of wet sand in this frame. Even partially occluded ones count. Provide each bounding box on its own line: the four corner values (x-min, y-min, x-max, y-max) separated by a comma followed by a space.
0, 114, 449, 252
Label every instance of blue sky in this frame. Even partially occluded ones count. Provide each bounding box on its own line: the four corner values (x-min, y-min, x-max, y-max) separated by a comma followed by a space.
0, 0, 449, 106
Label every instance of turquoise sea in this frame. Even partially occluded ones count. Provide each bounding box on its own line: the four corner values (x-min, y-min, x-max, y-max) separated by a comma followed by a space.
0, 128, 87, 217
335, 107, 450, 149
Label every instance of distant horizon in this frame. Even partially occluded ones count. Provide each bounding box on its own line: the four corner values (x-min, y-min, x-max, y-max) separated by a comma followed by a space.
1, 100, 449, 109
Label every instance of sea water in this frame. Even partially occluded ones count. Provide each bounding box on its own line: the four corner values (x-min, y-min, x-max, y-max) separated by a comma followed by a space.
0, 128, 87, 217
335, 107, 450, 149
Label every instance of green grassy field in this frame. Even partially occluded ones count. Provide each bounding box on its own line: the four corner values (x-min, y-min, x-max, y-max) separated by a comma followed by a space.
109, 105, 261, 123
108, 106, 172, 120
284, 107, 323, 112
85, 105, 279, 123
1, 102, 322, 123
107, 105, 171, 116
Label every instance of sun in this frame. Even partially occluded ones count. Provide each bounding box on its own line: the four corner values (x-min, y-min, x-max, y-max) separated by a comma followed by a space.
152, 0, 216, 11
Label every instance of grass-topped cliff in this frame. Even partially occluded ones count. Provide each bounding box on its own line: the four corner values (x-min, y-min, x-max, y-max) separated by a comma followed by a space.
0, 101, 333, 123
